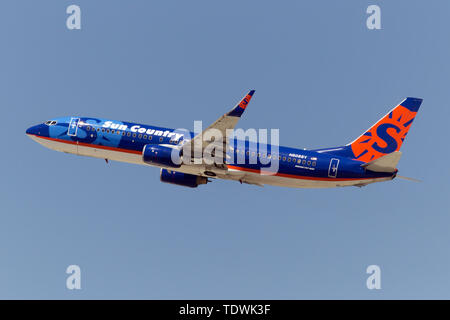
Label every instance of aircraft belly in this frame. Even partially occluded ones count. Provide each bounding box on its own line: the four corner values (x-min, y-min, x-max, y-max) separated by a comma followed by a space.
31, 135, 78, 154
225, 167, 391, 188
77, 144, 142, 164
31, 135, 142, 165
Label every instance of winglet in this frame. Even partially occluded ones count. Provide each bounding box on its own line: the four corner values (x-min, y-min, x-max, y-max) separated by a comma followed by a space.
227, 90, 255, 117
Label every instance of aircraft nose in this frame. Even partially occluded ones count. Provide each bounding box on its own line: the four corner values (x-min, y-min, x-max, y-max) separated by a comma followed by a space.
26, 125, 39, 135
26, 124, 47, 137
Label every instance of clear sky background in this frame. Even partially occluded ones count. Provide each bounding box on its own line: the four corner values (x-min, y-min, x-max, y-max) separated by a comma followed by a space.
0, 0, 448, 299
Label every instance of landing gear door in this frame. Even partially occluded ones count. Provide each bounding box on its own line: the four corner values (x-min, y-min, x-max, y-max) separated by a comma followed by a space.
68, 117, 80, 136
328, 158, 339, 178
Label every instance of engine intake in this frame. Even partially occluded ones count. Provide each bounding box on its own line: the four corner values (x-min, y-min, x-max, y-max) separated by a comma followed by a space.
142, 144, 182, 168
160, 169, 208, 188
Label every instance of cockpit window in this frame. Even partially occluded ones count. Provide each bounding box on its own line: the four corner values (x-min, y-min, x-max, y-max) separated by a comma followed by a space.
44, 120, 57, 126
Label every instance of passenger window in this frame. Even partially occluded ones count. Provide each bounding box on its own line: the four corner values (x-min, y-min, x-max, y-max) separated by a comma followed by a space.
312, 161, 316, 166
107, 129, 110, 133
282, 156, 286, 161
138, 134, 142, 139
132, 133, 136, 138
307, 161, 311, 165
122, 132, 125, 136
302, 160, 306, 164
87, 126, 91, 131
143, 135, 147, 139
287, 157, 291, 162
97, 128, 100, 132
102, 128, 105, 133
111, 130, 115, 134
149, 136, 152, 140
159, 137, 163, 142
127, 132, 131, 137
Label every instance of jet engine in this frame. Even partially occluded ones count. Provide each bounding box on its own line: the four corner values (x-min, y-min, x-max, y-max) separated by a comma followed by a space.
142, 144, 182, 168
160, 169, 208, 188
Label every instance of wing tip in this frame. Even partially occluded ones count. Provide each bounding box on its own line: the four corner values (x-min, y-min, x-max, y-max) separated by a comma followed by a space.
226, 90, 255, 117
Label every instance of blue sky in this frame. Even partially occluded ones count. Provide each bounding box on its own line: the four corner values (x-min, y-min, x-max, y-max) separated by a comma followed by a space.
1, 0, 449, 299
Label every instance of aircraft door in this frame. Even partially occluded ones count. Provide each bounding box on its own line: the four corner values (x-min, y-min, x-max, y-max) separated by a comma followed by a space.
68, 117, 80, 137
328, 158, 339, 178
66, 117, 80, 155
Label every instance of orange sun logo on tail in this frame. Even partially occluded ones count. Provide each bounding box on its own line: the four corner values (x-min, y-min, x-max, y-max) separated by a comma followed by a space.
350, 98, 422, 162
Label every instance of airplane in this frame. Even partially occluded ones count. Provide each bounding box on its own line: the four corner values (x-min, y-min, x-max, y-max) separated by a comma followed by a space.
26, 90, 422, 188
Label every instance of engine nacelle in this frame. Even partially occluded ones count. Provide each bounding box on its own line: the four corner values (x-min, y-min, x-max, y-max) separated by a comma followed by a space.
160, 169, 208, 188
142, 144, 182, 168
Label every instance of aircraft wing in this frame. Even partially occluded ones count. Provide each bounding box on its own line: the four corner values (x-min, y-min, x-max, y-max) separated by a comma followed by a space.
188, 90, 255, 160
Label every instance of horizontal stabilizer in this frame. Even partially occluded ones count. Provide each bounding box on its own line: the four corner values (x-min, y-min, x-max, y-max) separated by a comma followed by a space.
361, 151, 402, 172
396, 175, 421, 183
